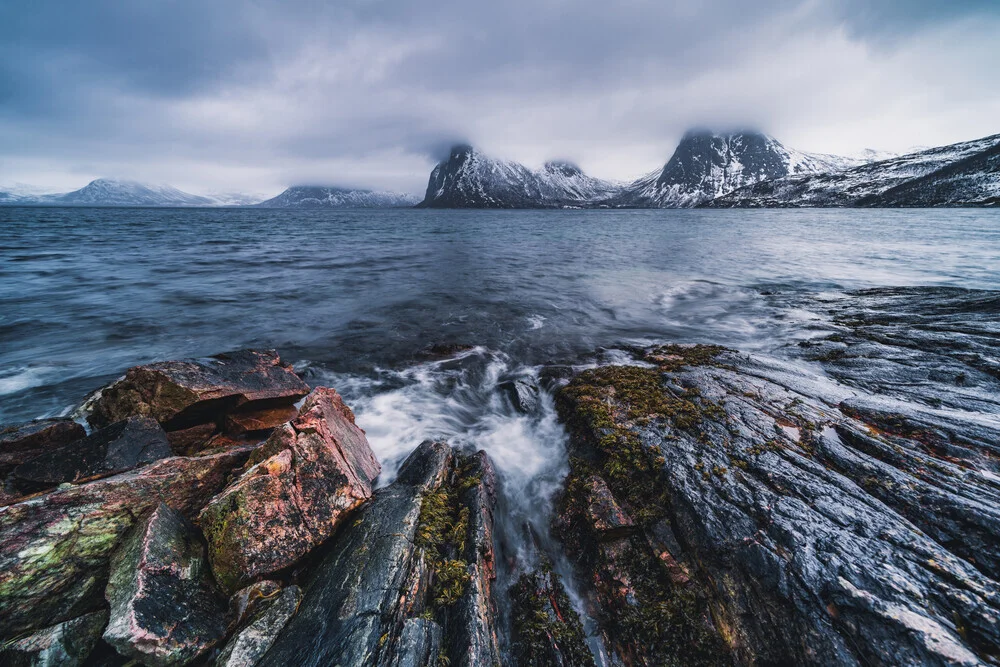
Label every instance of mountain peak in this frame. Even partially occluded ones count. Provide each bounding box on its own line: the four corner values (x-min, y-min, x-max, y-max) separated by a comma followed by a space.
543, 161, 584, 177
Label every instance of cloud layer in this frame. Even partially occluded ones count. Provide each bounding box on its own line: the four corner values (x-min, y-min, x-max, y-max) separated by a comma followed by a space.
2, 0, 998, 195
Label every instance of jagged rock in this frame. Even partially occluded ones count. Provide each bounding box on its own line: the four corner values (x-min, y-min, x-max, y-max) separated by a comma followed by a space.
261, 442, 500, 666
216, 585, 301, 667
0, 610, 108, 667
0, 447, 251, 640
0, 418, 86, 470
103, 503, 227, 666
582, 475, 633, 536
554, 344, 1000, 665
223, 405, 298, 435
228, 580, 284, 629
259, 441, 452, 666
499, 377, 541, 414
198, 387, 380, 592
88, 349, 310, 430
448, 451, 502, 667
166, 423, 218, 455
510, 568, 595, 667
13, 416, 170, 491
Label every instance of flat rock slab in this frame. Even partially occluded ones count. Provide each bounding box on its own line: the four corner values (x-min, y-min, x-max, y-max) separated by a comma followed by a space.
13, 416, 171, 491
88, 349, 310, 430
199, 387, 381, 592
0, 609, 108, 667
0, 446, 251, 640
104, 503, 226, 666
0, 418, 86, 469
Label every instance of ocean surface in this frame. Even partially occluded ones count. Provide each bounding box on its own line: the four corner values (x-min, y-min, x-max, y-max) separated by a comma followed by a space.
3, 205, 999, 658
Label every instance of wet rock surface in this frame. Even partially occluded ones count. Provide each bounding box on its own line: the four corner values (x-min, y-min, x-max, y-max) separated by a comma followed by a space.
0, 446, 250, 640
103, 503, 227, 665
0, 418, 86, 470
553, 343, 1000, 666
88, 349, 309, 430
0, 609, 108, 667
260, 440, 500, 667
13, 415, 171, 492
510, 567, 595, 667
216, 584, 301, 667
198, 387, 381, 593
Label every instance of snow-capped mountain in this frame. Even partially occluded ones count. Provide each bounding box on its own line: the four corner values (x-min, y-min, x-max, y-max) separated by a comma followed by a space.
707, 133, 1000, 208
257, 186, 420, 208
202, 192, 270, 206
47, 179, 215, 206
610, 130, 864, 208
418, 145, 623, 208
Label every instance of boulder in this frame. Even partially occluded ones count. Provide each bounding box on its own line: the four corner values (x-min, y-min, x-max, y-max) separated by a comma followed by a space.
215, 585, 302, 667
166, 423, 219, 456
13, 416, 171, 491
0, 418, 86, 470
499, 377, 541, 414
259, 441, 452, 666
103, 503, 227, 666
223, 405, 299, 435
0, 609, 108, 667
87, 349, 309, 431
198, 387, 380, 592
0, 446, 251, 640
554, 344, 1000, 665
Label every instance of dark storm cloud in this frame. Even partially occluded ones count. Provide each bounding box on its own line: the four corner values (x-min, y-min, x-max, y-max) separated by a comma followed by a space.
1, 0, 998, 194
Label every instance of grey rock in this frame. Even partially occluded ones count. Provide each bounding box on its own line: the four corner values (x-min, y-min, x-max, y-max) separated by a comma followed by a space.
499, 378, 541, 414
216, 585, 302, 667
103, 503, 227, 666
0, 610, 108, 667
13, 416, 170, 491
0, 418, 86, 470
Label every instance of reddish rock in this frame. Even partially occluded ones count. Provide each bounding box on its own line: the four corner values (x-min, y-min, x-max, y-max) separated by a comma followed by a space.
0, 418, 86, 470
224, 405, 299, 435
0, 446, 251, 639
104, 503, 227, 666
584, 475, 634, 536
13, 416, 171, 492
199, 387, 381, 592
166, 423, 218, 455
88, 349, 310, 430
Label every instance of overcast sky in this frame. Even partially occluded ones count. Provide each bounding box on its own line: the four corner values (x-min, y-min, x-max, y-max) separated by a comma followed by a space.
2, 0, 998, 196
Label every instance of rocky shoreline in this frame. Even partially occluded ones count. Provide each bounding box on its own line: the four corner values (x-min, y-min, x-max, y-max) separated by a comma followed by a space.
1, 343, 998, 665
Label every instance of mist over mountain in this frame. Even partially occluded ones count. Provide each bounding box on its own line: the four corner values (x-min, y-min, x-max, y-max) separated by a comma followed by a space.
258, 186, 420, 208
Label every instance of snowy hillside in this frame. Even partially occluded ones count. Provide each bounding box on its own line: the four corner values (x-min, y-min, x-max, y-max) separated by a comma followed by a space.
49, 179, 215, 206
610, 130, 864, 208
418, 145, 623, 208
707, 134, 1000, 207
257, 186, 420, 208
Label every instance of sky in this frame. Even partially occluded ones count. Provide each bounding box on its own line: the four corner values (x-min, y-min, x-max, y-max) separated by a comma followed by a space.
1, 0, 999, 197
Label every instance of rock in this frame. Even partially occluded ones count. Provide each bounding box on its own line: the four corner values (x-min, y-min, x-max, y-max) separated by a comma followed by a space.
554, 344, 1000, 665
228, 580, 284, 629
198, 387, 380, 592
223, 405, 298, 435
259, 441, 453, 666
88, 349, 310, 431
260, 442, 500, 667
510, 568, 595, 667
0, 418, 86, 470
103, 503, 227, 666
498, 377, 541, 414
166, 423, 219, 456
0, 610, 108, 667
0, 446, 251, 640
13, 416, 171, 492
582, 475, 633, 536
215, 585, 301, 667
448, 451, 502, 667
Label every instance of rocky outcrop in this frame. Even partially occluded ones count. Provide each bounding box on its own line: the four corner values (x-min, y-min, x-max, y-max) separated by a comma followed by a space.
0, 418, 85, 470
553, 344, 1000, 666
260, 441, 501, 667
12, 415, 170, 492
216, 584, 302, 667
198, 387, 381, 592
510, 567, 595, 667
0, 447, 250, 639
87, 349, 309, 431
0, 610, 108, 667
103, 503, 227, 665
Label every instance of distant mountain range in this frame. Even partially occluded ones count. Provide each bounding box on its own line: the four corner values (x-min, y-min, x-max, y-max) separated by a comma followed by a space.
256, 186, 419, 208
418, 131, 1000, 209
3, 131, 997, 209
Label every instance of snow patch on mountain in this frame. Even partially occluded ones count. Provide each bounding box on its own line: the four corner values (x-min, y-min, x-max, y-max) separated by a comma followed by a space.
257, 186, 420, 208
47, 179, 215, 206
